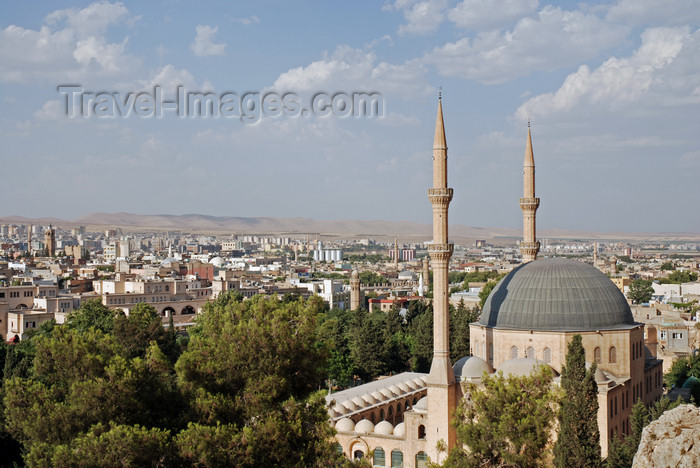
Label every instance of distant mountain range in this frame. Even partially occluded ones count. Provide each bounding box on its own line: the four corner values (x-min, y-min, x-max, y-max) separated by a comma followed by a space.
1, 212, 698, 242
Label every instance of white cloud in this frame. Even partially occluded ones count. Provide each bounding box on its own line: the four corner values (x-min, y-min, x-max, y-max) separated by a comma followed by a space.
425, 6, 629, 83
232, 15, 260, 25
515, 27, 697, 121
191, 25, 226, 56
0, 1, 138, 83
607, 0, 700, 27
385, 0, 448, 35
34, 100, 64, 120
272, 46, 432, 98
448, 0, 539, 31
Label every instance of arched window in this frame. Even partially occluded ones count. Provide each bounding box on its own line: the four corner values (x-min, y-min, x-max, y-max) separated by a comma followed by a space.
543, 347, 552, 364
380, 409, 385, 421
354, 450, 364, 460
374, 447, 386, 467
526, 346, 535, 359
371, 412, 376, 424
391, 450, 403, 468
510, 346, 518, 359
388, 406, 393, 416
412, 397, 417, 406
594, 347, 602, 364
396, 403, 402, 414
405, 401, 410, 410
416, 451, 428, 468
473, 340, 479, 357
609, 346, 617, 363
488, 343, 493, 361
418, 424, 426, 439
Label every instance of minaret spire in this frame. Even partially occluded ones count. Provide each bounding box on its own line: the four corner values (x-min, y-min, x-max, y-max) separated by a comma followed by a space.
426, 94, 457, 459
519, 124, 540, 262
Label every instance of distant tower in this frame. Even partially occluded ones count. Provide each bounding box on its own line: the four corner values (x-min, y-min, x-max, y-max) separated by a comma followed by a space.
393, 237, 399, 269
350, 270, 361, 310
44, 224, 56, 257
423, 256, 430, 290
593, 242, 598, 265
426, 95, 457, 459
519, 123, 540, 262
27, 228, 32, 255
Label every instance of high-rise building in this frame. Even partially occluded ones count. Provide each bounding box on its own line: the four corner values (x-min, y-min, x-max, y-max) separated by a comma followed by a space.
44, 225, 56, 257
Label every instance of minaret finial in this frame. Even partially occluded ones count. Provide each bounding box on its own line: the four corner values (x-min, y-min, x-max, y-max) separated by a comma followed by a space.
438, 86, 442, 101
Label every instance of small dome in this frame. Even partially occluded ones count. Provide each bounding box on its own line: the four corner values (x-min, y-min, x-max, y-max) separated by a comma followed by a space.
404, 379, 418, 390
328, 408, 340, 418
332, 403, 347, 414
335, 418, 355, 432
209, 256, 224, 267
682, 376, 700, 389
342, 400, 357, 412
453, 355, 493, 380
393, 422, 406, 437
379, 388, 394, 399
388, 385, 401, 395
397, 382, 410, 392
414, 396, 428, 411
355, 419, 375, 433
498, 358, 551, 378
351, 397, 365, 408
374, 420, 394, 435
594, 367, 608, 383
351, 270, 359, 279
361, 393, 377, 405
413, 377, 426, 388
371, 391, 386, 402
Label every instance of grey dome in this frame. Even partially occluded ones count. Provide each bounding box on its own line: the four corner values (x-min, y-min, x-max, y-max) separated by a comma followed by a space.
479, 258, 636, 331
453, 356, 492, 379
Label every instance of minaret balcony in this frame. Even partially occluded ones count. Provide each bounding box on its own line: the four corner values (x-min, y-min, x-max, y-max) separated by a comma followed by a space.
428, 187, 453, 204
519, 241, 540, 250
428, 243, 454, 262
519, 197, 540, 209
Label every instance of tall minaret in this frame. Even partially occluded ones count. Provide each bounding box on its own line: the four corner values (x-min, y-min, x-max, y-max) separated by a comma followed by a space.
423, 256, 430, 290
426, 95, 457, 460
350, 270, 361, 310
393, 237, 399, 269
519, 123, 540, 262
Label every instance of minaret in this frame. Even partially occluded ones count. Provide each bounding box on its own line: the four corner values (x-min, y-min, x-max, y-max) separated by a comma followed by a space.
423, 256, 430, 290
350, 270, 361, 310
426, 95, 457, 460
393, 237, 399, 269
519, 123, 540, 262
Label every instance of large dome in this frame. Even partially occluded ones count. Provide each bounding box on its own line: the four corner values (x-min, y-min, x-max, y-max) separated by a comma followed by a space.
478, 258, 636, 331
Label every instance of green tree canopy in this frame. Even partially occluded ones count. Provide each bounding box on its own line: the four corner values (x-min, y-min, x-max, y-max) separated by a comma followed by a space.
443, 365, 558, 467
627, 279, 654, 304
554, 335, 602, 468
659, 271, 698, 284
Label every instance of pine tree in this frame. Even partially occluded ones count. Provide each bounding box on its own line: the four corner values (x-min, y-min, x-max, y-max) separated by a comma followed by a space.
554, 334, 602, 467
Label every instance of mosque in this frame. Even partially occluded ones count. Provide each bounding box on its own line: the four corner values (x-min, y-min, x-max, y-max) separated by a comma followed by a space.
329, 98, 664, 466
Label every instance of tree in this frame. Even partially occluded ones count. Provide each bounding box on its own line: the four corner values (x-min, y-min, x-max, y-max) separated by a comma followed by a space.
174, 296, 340, 467
660, 271, 698, 284
554, 335, 602, 467
479, 281, 497, 309
627, 279, 654, 304
660, 261, 675, 271
443, 365, 558, 467
450, 300, 477, 362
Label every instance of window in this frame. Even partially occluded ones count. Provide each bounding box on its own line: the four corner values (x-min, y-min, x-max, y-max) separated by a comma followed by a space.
594, 347, 602, 364
543, 347, 552, 364
510, 346, 518, 359
418, 425, 426, 439
416, 452, 428, 468
391, 450, 403, 468
0, 292, 4, 298
354, 450, 364, 460
609, 346, 617, 364
660, 331, 667, 340
488, 343, 493, 361
526, 346, 535, 359
374, 447, 386, 467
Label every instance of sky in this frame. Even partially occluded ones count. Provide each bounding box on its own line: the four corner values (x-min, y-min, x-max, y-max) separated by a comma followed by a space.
1, 0, 698, 233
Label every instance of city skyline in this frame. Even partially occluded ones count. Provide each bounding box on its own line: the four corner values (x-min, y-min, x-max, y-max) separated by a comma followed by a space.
1, 1, 699, 233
